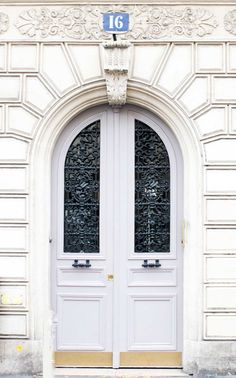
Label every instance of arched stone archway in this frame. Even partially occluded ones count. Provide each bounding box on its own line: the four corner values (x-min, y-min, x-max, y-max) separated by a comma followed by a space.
30, 83, 202, 377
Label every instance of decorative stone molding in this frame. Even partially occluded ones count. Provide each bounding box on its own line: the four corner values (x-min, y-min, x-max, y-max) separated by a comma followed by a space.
224, 10, 236, 35
15, 6, 218, 40
15, 7, 108, 39
103, 41, 131, 106
0, 13, 9, 34
128, 6, 218, 38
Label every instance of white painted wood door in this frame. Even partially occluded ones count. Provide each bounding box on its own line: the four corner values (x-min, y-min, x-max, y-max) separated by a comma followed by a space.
52, 106, 183, 367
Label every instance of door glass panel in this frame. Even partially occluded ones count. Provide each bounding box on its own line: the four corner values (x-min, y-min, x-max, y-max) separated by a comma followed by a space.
135, 120, 170, 253
64, 121, 100, 253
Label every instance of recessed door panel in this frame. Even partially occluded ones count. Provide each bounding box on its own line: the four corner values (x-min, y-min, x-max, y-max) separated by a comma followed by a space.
52, 106, 183, 367
128, 266, 177, 287
57, 266, 106, 287
57, 294, 106, 350
128, 295, 176, 350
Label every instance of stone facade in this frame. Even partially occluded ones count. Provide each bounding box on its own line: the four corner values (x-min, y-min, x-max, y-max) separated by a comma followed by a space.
0, 1, 236, 377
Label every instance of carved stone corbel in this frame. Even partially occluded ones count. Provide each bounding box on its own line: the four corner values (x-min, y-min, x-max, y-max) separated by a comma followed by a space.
103, 40, 131, 106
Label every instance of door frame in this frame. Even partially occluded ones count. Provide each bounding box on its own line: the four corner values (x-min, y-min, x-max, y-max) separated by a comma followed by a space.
30, 84, 202, 377
51, 105, 183, 367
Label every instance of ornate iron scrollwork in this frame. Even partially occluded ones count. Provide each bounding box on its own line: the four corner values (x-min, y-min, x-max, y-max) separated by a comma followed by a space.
135, 120, 170, 253
64, 121, 100, 253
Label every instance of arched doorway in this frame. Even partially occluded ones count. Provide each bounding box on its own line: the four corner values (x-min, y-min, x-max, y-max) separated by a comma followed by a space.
51, 105, 183, 368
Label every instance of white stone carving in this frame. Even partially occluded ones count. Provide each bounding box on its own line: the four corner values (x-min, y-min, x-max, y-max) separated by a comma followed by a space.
15, 6, 218, 40
103, 41, 131, 106
0, 13, 9, 34
15, 7, 109, 39
105, 72, 128, 107
128, 6, 218, 39
224, 10, 236, 35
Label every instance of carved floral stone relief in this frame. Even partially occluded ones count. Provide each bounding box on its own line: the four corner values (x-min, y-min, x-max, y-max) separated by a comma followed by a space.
0, 13, 9, 34
224, 10, 236, 35
127, 7, 218, 39
15, 7, 109, 39
15, 6, 218, 40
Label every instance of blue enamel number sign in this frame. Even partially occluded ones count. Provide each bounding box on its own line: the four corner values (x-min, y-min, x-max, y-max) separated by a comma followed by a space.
103, 13, 129, 33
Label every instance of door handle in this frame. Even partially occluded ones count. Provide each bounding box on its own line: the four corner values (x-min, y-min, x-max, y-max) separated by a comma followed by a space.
142, 259, 161, 268
72, 259, 91, 268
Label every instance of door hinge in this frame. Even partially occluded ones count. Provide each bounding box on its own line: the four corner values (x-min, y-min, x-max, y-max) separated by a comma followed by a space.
181, 220, 188, 249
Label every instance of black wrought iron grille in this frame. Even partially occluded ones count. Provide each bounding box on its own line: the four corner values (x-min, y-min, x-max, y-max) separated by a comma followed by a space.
135, 120, 170, 253
64, 121, 100, 253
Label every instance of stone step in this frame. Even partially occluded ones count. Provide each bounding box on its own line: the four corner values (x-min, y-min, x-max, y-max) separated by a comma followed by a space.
54, 368, 189, 377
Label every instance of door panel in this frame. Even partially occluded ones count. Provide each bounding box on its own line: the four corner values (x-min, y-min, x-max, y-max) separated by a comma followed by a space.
55, 259, 113, 357
57, 266, 106, 287
128, 295, 176, 350
117, 110, 182, 365
53, 111, 114, 366
57, 294, 106, 350
52, 106, 183, 367
128, 265, 177, 287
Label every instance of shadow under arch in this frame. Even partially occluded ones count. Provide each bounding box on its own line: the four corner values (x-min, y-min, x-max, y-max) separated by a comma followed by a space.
30, 82, 202, 377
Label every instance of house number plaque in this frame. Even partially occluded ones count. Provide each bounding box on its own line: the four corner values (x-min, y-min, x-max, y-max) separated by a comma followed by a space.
103, 13, 129, 33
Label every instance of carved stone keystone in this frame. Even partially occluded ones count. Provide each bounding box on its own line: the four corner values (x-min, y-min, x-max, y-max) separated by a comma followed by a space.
103, 40, 131, 106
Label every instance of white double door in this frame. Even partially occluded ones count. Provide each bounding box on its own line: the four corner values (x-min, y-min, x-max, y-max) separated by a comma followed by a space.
53, 106, 183, 367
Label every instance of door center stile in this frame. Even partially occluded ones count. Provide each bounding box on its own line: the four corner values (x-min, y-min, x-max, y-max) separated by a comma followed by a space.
111, 107, 123, 368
